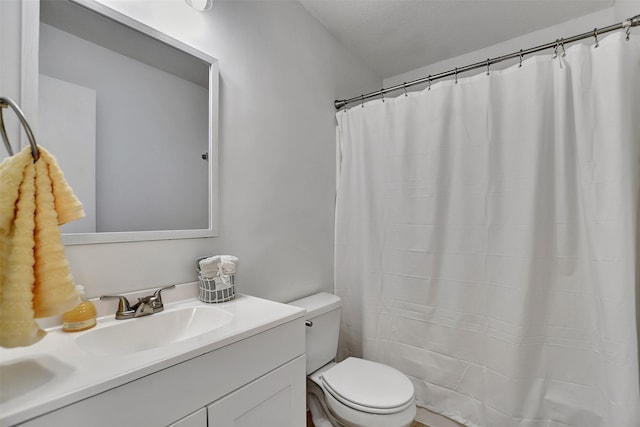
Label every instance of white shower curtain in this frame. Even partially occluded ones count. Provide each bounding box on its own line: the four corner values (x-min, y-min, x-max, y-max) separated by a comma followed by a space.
335, 32, 640, 427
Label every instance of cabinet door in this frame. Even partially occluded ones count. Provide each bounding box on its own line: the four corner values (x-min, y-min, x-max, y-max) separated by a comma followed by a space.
208, 356, 305, 427
168, 408, 207, 427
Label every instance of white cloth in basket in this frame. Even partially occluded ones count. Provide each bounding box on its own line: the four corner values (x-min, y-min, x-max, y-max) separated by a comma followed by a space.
199, 255, 239, 280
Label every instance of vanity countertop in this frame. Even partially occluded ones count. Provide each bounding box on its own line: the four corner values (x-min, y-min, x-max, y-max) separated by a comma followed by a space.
0, 292, 305, 427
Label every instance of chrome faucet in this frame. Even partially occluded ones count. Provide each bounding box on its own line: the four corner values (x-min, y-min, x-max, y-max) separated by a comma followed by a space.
101, 285, 176, 320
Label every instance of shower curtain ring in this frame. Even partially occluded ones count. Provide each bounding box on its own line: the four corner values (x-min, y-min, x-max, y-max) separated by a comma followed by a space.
553, 39, 559, 59
428, 75, 432, 91
560, 38, 566, 56
403, 82, 408, 97
361, 95, 364, 108
624, 20, 632, 41
519, 49, 524, 67
593, 28, 599, 48
454, 67, 458, 84
486, 58, 490, 76
380, 90, 385, 103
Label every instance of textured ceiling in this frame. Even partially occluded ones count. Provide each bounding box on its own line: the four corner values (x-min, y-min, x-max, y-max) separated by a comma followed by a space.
298, 0, 614, 78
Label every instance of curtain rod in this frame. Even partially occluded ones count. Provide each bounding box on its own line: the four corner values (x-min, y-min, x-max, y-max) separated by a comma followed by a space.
334, 14, 640, 110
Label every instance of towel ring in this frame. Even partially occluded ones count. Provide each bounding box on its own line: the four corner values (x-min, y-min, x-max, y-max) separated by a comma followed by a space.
0, 96, 39, 162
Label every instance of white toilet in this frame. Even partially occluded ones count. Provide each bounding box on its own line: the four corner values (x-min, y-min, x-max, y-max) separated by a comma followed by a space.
290, 292, 416, 427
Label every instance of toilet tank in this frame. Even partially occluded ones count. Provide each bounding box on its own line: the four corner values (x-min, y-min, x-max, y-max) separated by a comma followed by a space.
289, 292, 342, 374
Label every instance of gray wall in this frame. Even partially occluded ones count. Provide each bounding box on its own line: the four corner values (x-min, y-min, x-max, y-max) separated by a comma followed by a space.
0, 0, 33, 154
2, 0, 381, 302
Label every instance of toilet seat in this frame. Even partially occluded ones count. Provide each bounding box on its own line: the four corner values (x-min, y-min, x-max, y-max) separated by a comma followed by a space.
322, 383, 416, 427
320, 357, 415, 415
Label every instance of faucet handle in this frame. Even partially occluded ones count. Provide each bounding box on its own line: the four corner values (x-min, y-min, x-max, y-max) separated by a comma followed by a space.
147, 284, 176, 313
100, 294, 132, 315
152, 284, 176, 302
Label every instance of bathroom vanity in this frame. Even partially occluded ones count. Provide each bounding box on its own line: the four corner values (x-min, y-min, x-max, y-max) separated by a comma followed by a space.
0, 294, 306, 427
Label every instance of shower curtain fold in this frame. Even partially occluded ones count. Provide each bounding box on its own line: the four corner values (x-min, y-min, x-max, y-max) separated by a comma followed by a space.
334, 32, 640, 427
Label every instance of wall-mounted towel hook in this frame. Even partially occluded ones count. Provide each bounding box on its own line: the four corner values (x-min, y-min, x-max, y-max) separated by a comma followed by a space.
0, 96, 39, 162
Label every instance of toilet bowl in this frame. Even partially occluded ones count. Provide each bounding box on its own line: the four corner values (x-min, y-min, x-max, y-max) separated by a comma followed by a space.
308, 359, 416, 427
289, 293, 416, 427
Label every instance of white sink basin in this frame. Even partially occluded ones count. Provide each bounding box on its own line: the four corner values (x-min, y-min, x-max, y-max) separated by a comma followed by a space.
75, 306, 233, 355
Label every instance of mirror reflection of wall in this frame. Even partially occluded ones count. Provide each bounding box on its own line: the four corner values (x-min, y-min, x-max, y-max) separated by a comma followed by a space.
38, 0, 210, 234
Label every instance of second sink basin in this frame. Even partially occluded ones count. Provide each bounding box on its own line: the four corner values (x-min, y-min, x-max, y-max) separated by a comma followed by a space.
75, 305, 233, 355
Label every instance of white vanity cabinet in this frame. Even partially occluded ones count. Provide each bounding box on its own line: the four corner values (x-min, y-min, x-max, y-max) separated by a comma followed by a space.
17, 318, 305, 427
169, 354, 304, 427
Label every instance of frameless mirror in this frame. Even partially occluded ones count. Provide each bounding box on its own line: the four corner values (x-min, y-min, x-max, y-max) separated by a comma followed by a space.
38, 0, 218, 244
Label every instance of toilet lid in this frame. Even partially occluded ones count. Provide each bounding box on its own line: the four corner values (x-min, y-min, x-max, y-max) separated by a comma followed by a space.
320, 358, 414, 414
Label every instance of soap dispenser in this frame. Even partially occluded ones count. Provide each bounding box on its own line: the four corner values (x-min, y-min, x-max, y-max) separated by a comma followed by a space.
62, 286, 97, 332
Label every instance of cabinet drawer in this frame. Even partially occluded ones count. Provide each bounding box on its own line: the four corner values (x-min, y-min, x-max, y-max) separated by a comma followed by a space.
208, 356, 305, 427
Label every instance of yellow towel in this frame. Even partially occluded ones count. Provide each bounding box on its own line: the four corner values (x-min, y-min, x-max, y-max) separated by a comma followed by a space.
0, 149, 40, 347
39, 149, 85, 225
0, 146, 85, 348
